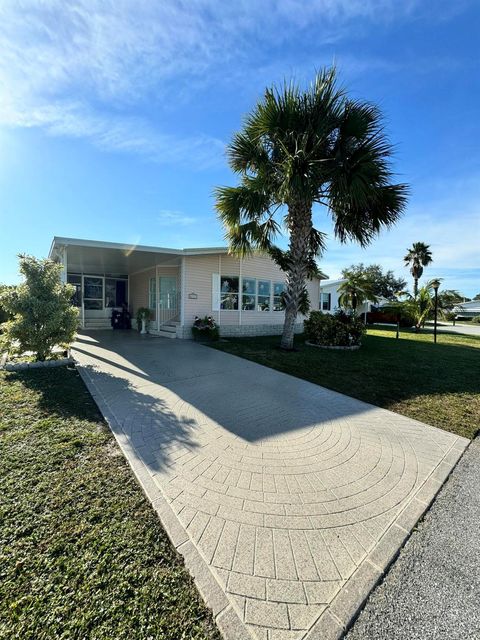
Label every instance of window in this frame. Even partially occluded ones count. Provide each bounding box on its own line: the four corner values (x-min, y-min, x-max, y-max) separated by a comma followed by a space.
149, 277, 157, 309
242, 278, 256, 310
273, 282, 285, 311
83, 276, 103, 310
220, 276, 239, 310
257, 280, 271, 311
320, 292, 331, 311
105, 279, 128, 308
67, 274, 81, 307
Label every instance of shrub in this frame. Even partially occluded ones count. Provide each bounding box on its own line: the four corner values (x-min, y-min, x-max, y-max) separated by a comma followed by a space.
0, 284, 15, 329
136, 307, 152, 331
0, 255, 78, 361
191, 316, 219, 341
304, 311, 365, 347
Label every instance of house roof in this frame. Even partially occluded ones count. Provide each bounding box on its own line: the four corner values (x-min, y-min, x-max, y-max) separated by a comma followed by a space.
49, 236, 329, 279
49, 236, 229, 257
319, 278, 347, 288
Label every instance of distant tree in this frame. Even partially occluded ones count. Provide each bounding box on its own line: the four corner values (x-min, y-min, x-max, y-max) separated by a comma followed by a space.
341, 263, 406, 300
404, 242, 433, 298
384, 281, 434, 332
0, 255, 78, 361
338, 274, 377, 315
437, 289, 464, 313
473, 293, 480, 301
216, 67, 408, 350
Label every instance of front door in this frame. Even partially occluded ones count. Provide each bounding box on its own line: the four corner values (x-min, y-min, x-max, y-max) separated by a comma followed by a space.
83, 276, 105, 318
159, 276, 178, 323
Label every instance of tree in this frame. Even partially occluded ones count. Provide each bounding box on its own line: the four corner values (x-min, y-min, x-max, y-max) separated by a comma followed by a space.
0, 255, 78, 361
384, 281, 434, 332
437, 289, 464, 313
404, 242, 433, 298
341, 263, 406, 300
338, 274, 377, 314
216, 68, 408, 349
473, 293, 480, 301
0, 284, 15, 327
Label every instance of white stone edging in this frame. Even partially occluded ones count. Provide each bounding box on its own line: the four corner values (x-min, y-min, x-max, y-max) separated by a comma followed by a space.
1, 357, 75, 371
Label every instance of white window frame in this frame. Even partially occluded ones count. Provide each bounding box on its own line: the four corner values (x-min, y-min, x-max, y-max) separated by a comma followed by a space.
320, 292, 331, 311
220, 275, 240, 310
273, 282, 286, 311
241, 277, 257, 310
149, 276, 157, 310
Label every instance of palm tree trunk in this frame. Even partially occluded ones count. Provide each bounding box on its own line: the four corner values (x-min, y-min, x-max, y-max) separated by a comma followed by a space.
413, 277, 418, 299
280, 201, 312, 350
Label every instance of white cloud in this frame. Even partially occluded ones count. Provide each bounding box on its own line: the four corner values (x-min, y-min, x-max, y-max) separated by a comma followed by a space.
0, 0, 432, 164
157, 210, 197, 226
314, 176, 480, 295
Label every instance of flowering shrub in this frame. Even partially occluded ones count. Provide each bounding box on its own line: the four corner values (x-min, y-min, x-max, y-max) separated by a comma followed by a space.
304, 310, 365, 347
191, 315, 219, 341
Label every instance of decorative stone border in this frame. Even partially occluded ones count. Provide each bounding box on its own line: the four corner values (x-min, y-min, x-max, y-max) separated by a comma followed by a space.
305, 341, 361, 351
1, 357, 75, 371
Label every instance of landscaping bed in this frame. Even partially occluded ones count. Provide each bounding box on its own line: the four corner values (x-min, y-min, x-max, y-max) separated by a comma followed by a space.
0, 367, 220, 640
209, 326, 480, 440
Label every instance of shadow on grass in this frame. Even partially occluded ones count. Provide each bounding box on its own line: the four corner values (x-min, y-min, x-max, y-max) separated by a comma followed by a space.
6, 367, 104, 423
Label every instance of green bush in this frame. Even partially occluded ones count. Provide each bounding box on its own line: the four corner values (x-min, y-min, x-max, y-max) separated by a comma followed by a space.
191, 316, 219, 341
0, 284, 15, 329
304, 310, 365, 347
0, 255, 78, 361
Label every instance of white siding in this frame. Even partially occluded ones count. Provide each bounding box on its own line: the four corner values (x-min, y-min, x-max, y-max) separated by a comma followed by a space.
183, 252, 320, 328
129, 266, 179, 322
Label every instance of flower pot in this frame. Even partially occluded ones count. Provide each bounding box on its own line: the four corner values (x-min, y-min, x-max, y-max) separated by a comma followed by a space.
141, 318, 147, 334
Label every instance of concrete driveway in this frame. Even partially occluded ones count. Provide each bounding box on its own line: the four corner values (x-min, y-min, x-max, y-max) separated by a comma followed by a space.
72, 331, 468, 640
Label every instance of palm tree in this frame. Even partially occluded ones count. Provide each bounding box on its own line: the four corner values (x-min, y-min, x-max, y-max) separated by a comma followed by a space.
338, 275, 377, 315
404, 242, 433, 298
215, 68, 408, 350
384, 281, 435, 332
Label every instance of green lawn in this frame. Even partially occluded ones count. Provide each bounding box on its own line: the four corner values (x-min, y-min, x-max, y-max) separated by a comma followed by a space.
209, 327, 480, 440
0, 368, 220, 640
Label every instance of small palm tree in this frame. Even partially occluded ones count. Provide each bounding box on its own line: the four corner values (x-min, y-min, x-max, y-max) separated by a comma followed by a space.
404, 242, 433, 298
216, 68, 408, 350
385, 281, 435, 332
338, 276, 377, 315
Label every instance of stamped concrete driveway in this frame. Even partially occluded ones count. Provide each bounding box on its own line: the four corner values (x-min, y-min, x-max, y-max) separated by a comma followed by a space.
72, 331, 468, 640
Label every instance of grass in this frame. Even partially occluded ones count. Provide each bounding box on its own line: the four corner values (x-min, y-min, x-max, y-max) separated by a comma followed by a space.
209, 326, 480, 440
0, 367, 221, 640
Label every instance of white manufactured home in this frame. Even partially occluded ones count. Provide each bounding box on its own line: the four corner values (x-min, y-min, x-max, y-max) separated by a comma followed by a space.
318, 278, 381, 316
49, 237, 327, 339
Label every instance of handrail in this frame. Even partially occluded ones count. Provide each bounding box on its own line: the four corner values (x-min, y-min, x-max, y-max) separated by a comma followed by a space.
157, 291, 180, 325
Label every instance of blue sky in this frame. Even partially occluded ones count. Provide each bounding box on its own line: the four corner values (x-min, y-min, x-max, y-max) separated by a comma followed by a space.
0, 0, 479, 296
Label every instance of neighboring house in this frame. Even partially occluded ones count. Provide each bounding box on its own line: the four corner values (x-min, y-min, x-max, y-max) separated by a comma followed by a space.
452, 300, 480, 320
49, 237, 327, 339
318, 278, 384, 316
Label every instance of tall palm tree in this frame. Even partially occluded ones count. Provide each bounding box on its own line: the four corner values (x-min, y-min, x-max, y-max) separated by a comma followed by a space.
215, 68, 408, 350
338, 275, 377, 315
404, 242, 433, 298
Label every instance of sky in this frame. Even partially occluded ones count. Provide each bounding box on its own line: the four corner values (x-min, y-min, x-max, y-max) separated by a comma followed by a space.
0, 0, 479, 296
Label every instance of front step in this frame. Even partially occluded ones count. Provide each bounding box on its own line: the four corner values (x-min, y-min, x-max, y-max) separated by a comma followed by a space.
84, 319, 112, 330
158, 322, 177, 339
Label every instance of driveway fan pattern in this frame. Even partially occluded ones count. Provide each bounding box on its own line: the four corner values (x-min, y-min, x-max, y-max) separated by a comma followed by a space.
73, 332, 468, 640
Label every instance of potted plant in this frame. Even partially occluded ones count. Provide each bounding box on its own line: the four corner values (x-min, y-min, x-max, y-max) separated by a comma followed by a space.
136, 307, 152, 334
191, 315, 219, 341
